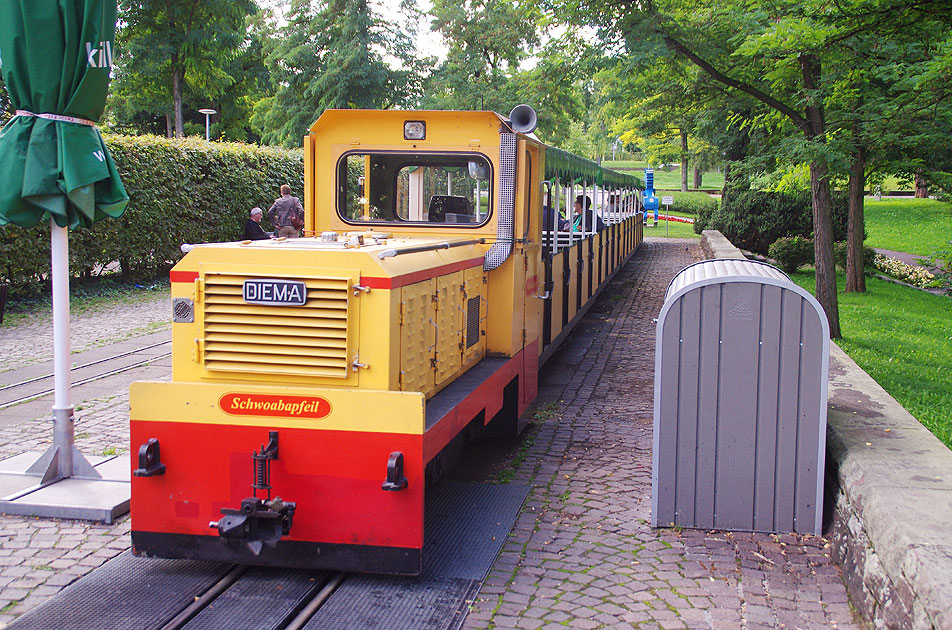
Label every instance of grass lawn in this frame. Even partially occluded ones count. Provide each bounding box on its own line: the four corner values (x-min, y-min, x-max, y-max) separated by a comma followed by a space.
602, 161, 725, 191
864, 198, 952, 256
643, 216, 700, 239
790, 270, 952, 448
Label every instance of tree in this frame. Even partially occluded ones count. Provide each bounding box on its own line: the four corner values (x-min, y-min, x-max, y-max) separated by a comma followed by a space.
255, 0, 422, 147
423, 0, 540, 113
563, 0, 952, 338
116, 0, 257, 137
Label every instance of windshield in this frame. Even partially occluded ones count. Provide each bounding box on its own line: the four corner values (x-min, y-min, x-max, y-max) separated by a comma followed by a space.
337, 152, 492, 226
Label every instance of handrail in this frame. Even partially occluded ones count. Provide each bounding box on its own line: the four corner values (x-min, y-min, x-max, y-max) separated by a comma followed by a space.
377, 238, 484, 259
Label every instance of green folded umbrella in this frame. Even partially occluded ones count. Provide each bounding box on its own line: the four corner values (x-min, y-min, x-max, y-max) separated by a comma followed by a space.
0, 0, 128, 230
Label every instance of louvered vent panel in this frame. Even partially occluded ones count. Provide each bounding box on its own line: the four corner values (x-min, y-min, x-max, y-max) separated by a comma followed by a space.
466, 297, 480, 349
202, 273, 351, 378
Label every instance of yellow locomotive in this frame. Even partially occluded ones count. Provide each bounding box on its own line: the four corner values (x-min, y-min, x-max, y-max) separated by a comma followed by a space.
129, 107, 643, 574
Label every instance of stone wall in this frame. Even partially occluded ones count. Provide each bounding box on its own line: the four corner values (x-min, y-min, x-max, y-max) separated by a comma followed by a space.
700, 230, 952, 630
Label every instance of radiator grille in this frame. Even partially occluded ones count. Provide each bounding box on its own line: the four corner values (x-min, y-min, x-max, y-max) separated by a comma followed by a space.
202, 273, 351, 378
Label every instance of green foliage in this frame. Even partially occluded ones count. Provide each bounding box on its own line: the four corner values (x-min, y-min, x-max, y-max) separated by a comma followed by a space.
113, 0, 258, 137
791, 270, 952, 449
694, 190, 849, 254
0, 136, 303, 298
833, 242, 878, 272
769, 236, 815, 273
423, 0, 539, 113
0, 73, 12, 121
255, 0, 421, 147
767, 236, 877, 273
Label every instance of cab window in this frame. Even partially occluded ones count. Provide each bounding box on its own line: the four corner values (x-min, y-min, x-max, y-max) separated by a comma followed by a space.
337, 152, 492, 226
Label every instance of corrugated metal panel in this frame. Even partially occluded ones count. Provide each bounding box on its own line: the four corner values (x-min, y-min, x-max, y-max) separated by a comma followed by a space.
400, 280, 436, 394
202, 272, 353, 378
665, 259, 789, 302
435, 272, 463, 387
652, 260, 829, 535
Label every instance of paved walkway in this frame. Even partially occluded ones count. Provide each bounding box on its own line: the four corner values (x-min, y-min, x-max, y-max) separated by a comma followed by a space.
0, 241, 860, 628
0, 293, 170, 628
462, 239, 859, 629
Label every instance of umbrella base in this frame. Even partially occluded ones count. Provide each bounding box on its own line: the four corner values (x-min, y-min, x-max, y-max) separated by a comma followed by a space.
0, 451, 129, 524
26, 443, 102, 482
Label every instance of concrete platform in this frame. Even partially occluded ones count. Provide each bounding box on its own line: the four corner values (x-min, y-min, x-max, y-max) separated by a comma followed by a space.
0, 451, 130, 524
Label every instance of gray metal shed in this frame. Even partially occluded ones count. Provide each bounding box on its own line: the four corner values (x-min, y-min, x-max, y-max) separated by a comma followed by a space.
651, 259, 830, 535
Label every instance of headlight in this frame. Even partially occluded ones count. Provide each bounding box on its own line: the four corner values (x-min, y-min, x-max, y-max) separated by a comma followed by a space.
404, 120, 426, 140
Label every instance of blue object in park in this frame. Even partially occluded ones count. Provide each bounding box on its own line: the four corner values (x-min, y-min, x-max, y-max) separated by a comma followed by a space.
643, 168, 659, 222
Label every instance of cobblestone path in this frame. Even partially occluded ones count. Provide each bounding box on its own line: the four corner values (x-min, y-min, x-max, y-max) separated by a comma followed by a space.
0, 288, 171, 374
462, 238, 859, 630
0, 293, 169, 627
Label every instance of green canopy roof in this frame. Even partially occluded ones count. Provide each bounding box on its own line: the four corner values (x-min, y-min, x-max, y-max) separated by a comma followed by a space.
0, 0, 128, 230
544, 145, 643, 189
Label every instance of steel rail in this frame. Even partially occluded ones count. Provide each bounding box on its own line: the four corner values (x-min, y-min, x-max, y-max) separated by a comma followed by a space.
0, 339, 172, 392
0, 352, 172, 411
285, 573, 347, 630
159, 566, 247, 630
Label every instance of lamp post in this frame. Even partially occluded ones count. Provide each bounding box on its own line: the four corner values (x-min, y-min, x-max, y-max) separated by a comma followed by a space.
198, 108, 216, 141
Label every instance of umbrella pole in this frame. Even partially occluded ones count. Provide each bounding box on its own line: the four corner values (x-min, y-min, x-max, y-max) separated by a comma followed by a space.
51, 221, 74, 478
26, 221, 101, 482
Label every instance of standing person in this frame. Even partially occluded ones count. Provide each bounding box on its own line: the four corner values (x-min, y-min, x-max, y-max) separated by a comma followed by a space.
268, 184, 305, 238
244, 207, 271, 240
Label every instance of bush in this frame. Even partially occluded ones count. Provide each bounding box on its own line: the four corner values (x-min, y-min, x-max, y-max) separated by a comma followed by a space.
668, 191, 717, 216
767, 237, 878, 274
769, 236, 814, 273
693, 189, 850, 254
833, 242, 878, 271
0, 135, 304, 298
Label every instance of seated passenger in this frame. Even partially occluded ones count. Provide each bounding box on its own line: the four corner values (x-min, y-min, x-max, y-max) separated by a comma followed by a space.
543, 205, 562, 232
571, 195, 605, 232
244, 207, 271, 240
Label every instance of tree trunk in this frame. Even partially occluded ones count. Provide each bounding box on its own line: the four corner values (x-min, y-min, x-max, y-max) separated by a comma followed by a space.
810, 160, 841, 338
800, 54, 840, 338
680, 130, 689, 192
172, 56, 184, 138
165, 113, 172, 138
914, 170, 929, 198
721, 162, 731, 201
846, 146, 867, 293
693, 164, 702, 189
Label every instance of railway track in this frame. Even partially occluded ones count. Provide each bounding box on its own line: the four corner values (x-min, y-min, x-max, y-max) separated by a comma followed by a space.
157, 566, 346, 630
5, 478, 528, 630
0, 340, 171, 411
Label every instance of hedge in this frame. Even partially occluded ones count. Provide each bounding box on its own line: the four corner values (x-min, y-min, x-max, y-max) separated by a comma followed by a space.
694, 189, 850, 254
0, 135, 304, 298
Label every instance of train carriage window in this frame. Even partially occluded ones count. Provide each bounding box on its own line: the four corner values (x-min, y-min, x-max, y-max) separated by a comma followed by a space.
337, 152, 492, 226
